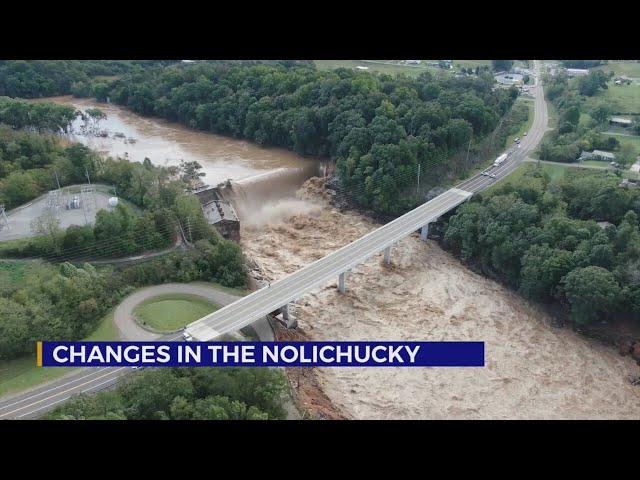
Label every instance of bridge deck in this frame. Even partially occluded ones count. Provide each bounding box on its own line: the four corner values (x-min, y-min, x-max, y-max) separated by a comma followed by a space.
186, 187, 472, 341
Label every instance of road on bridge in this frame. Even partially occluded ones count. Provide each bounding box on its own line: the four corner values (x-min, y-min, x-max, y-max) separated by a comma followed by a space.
0, 61, 550, 420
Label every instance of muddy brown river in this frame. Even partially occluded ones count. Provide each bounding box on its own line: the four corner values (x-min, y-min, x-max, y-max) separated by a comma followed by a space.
40, 96, 327, 206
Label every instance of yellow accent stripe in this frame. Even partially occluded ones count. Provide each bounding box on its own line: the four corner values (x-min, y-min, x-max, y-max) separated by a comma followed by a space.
37, 341, 42, 367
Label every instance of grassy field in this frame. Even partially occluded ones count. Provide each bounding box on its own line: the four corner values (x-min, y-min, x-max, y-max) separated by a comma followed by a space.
582, 160, 612, 168
594, 62, 640, 78
506, 99, 535, 144
453, 60, 492, 70
483, 162, 569, 195
134, 293, 219, 331
530, 130, 555, 160
314, 60, 433, 77
545, 92, 559, 128
600, 133, 640, 157
0, 260, 42, 291
190, 280, 250, 297
0, 310, 119, 398
584, 81, 640, 114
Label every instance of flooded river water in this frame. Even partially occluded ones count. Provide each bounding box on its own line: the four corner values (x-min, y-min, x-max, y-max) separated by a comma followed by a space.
41, 96, 327, 206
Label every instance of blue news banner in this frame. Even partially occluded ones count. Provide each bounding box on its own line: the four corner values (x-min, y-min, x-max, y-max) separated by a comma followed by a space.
37, 341, 484, 368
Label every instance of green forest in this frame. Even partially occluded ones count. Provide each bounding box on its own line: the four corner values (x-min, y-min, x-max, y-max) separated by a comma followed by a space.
0, 61, 176, 99
99, 63, 517, 213
443, 165, 640, 325
45, 367, 289, 420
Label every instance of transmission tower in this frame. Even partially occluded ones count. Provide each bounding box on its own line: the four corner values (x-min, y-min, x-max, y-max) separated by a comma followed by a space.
46, 190, 63, 216
81, 185, 96, 225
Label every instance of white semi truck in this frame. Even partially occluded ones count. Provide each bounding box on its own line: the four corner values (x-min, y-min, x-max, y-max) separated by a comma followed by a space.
493, 153, 508, 167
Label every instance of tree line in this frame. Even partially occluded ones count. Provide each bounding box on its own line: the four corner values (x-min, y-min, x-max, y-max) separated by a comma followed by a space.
443, 165, 640, 325
46, 366, 288, 420
0, 61, 176, 99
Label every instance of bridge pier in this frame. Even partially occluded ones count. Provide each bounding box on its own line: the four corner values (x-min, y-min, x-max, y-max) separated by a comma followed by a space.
338, 272, 346, 294
420, 223, 429, 241
384, 245, 393, 264
277, 303, 297, 328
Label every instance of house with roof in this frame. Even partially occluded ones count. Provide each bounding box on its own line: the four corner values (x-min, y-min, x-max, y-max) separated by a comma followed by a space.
591, 150, 616, 162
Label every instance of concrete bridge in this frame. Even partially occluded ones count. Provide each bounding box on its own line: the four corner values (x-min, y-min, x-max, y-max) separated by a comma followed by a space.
186, 187, 474, 341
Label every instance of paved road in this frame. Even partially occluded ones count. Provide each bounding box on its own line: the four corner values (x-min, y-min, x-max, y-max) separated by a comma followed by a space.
0, 61, 549, 419
113, 283, 243, 341
0, 283, 274, 420
187, 62, 550, 342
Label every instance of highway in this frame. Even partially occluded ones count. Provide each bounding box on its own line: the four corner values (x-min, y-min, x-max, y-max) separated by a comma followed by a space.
0, 61, 549, 420
0, 332, 181, 420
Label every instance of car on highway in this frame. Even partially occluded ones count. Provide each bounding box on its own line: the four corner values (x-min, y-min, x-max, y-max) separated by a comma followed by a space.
523, 132, 527, 136
489, 173, 497, 179
518, 144, 521, 148
514, 138, 519, 143
183, 331, 194, 342
481, 171, 489, 177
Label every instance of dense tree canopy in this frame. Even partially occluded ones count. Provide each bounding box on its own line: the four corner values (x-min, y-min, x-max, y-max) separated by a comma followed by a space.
46, 366, 289, 420
443, 165, 640, 325
69, 62, 518, 214
0, 60, 177, 98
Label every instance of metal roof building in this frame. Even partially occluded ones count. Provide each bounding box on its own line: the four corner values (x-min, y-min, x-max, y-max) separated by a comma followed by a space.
592, 150, 616, 160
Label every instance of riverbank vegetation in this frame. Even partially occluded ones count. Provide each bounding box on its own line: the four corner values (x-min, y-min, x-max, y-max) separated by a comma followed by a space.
45, 366, 288, 420
443, 164, 640, 326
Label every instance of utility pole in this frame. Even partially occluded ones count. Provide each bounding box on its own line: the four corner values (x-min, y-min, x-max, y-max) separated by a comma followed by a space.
85, 167, 91, 187
0, 204, 10, 231
416, 163, 421, 195
112, 184, 117, 196
54, 170, 61, 190
466, 137, 472, 165
186, 216, 193, 243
